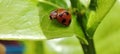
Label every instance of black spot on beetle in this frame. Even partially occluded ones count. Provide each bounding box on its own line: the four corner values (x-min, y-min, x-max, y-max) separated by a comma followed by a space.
49, 16, 52, 19
62, 19, 66, 24
65, 12, 69, 15
59, 14, 63, 17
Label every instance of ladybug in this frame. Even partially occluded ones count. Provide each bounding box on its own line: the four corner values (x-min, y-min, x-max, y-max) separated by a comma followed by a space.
50, 9, 71, 26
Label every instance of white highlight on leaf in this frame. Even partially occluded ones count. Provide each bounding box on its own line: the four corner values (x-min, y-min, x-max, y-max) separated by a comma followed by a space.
47, 38, 64, 52
119, 0, 120, 2
65, 0, 71, 8
80, 0, 90, 8
0, 34, 46, 40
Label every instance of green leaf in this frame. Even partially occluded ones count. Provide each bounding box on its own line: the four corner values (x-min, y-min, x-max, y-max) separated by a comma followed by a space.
0, 0, 45, 40
87, 0, 116, 36
38, 0, 85, 40
45, 0, 68, 8
94, 1, 120, 54
43, 1, 120, 54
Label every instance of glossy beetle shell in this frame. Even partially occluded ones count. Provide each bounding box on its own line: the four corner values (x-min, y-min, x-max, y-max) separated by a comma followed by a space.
50, 9, 71, 26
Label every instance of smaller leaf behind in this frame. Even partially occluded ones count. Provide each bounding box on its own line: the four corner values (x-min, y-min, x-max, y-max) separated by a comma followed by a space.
87, 0, 116, 37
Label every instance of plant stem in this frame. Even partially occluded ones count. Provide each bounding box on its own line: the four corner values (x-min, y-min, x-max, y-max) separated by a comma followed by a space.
77, 35, 96, 54
79, 17, 96, 54
80, 42, 89, 54
82, 26, 96, 54
76, 9, 96, 54
89, 0, 97, 10
87, 38, 96, 54
70, 0, 96, 54
77, 37, 89, 54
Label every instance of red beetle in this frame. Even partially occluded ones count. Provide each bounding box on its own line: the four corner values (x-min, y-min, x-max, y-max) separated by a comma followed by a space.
50, 9, 71, 26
